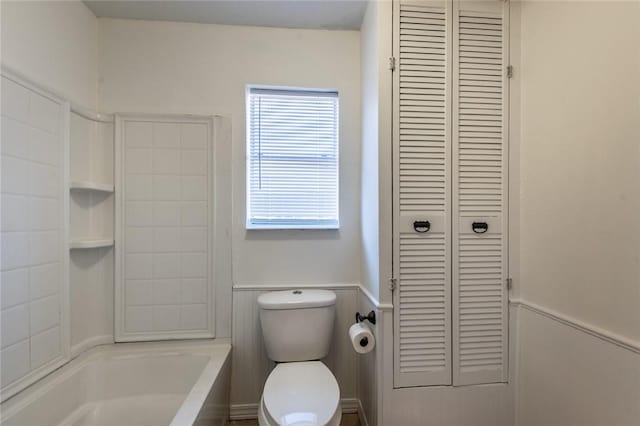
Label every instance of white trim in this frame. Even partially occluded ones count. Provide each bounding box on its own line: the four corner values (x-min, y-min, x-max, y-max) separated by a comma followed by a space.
232, 283, 360, 291
231, 283, 395, 311
1, 65, 69, 105
0, 357, 69, 404
69, 181, 115, 193
61, 101, 72, 366
229, 403, 259, 420
69, 239, 115, 250
229, 398, 361, 420
341, 398, 360, 414
358, 284, 393, 311
70, 335, 114, 359
70, 104, 114, 123
357, 398, 369, 426
0, 64, 106, 122
510, 299, 640, 355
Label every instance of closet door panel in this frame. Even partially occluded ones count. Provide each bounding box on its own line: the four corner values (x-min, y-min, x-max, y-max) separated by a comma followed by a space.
393, 0, 453, 387
452, 0, 509, 386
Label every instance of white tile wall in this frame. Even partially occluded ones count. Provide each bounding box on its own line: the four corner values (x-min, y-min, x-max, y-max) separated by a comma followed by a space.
0, 75, 67, 400
119, 119, 213, 340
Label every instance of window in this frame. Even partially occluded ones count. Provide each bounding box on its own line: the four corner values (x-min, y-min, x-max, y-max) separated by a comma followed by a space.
246, 87, 339, 229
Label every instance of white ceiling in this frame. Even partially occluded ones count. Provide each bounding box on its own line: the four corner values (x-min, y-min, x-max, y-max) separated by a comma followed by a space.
84, 0, 367, 30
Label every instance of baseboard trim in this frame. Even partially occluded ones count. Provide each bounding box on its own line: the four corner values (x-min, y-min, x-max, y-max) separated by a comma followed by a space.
341, 397, 359, 414
229, 403, 259, 420
230, 398, 362, 420
510, 299, 640, 355
357, 398, 369, 426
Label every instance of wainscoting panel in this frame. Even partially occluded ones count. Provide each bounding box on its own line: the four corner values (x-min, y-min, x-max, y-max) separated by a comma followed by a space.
357, 291, 379, 426
230, 286, 358, 413
517, 305, 640, 426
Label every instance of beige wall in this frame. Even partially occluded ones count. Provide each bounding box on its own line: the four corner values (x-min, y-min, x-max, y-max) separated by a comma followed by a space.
98, 18, 362, 289
519, 0, 640, 342
0, 0, 98, 108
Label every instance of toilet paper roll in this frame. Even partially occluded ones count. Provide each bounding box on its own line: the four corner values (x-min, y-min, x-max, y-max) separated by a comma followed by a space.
349, 322, 375, 354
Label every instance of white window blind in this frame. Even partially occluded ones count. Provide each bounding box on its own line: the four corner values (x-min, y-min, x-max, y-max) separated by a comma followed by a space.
246, 87, 339, 229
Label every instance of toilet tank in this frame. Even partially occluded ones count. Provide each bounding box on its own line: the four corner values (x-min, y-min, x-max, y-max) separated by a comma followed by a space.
258, 289, 336, 362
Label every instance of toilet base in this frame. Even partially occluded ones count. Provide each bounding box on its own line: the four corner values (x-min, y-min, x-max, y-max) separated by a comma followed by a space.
258, 396, 342, 426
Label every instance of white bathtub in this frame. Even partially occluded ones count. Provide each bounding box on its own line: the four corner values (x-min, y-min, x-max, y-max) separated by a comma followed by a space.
0, 340, 231, 426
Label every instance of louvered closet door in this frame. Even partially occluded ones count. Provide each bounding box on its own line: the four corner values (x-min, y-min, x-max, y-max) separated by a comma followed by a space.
452, 0, 509, 385
393, 0, 453, 387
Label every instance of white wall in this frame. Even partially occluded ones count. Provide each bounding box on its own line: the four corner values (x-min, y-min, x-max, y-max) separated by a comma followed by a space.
359, 0, 394, 310
516, 1, 640, 425
358, 2, 394, 423
518, 0, 640, 343
0, 0, 99, 109
98, 17, 362, 411
360, 0, 381, 302
98, 19, 362, 293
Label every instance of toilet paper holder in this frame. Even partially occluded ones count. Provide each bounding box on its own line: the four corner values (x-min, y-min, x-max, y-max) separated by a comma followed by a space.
355, 310, 376, 325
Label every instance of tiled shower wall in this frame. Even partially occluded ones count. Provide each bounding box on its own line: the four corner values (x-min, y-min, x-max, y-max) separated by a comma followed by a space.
118, 117, 215, 340
0, 74, 68, 400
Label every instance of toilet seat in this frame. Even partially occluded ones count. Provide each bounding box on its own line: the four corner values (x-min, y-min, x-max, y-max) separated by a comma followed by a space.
259, 361, 341, 426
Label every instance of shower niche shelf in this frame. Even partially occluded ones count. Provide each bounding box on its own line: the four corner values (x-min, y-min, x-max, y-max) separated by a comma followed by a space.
70, 239, 115, 250
69, 109, 115, 250
70, 181, 115, 193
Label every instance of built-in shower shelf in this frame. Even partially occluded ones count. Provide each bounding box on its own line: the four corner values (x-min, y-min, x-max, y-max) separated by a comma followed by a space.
69, 239, 114, 250
70, 181, 114, 193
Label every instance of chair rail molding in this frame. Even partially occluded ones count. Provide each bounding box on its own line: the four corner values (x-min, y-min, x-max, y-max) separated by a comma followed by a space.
510, 298, 640, 354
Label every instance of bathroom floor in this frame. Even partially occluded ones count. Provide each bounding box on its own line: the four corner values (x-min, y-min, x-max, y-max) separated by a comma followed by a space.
228, 413, 361, 426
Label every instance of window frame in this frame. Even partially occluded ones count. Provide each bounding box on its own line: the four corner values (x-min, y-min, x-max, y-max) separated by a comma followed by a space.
245, 85, 340, 230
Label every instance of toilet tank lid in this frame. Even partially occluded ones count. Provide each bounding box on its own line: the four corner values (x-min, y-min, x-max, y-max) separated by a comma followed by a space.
258, 289, 336, 310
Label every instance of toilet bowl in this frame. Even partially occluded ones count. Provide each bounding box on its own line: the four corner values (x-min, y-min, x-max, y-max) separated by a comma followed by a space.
258, 362, 341, 426
257, 289, 341, 426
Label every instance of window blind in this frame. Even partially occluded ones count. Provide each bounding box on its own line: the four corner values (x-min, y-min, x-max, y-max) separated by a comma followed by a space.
246, 87, 339, 229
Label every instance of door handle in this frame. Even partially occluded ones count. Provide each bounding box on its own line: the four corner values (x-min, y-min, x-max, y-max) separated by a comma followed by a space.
413, 220, 431, 233
472, 221, 488, 234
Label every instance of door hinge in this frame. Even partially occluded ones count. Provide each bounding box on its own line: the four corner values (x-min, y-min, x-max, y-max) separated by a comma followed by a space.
507, 65, 514, 79
389, 56, 396, 71
389, 277, 397, 291
506, 277, 513, 290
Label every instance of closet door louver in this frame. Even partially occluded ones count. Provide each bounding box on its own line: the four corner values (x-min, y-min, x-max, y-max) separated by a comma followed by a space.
452, 0, 509, 385
393, 0, 453, 387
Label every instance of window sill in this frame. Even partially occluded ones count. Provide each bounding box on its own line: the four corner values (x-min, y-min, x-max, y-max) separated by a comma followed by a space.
246, 223, 340, 230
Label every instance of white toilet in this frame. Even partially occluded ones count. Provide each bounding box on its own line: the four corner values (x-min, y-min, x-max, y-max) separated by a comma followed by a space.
257, 289, 341, 426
